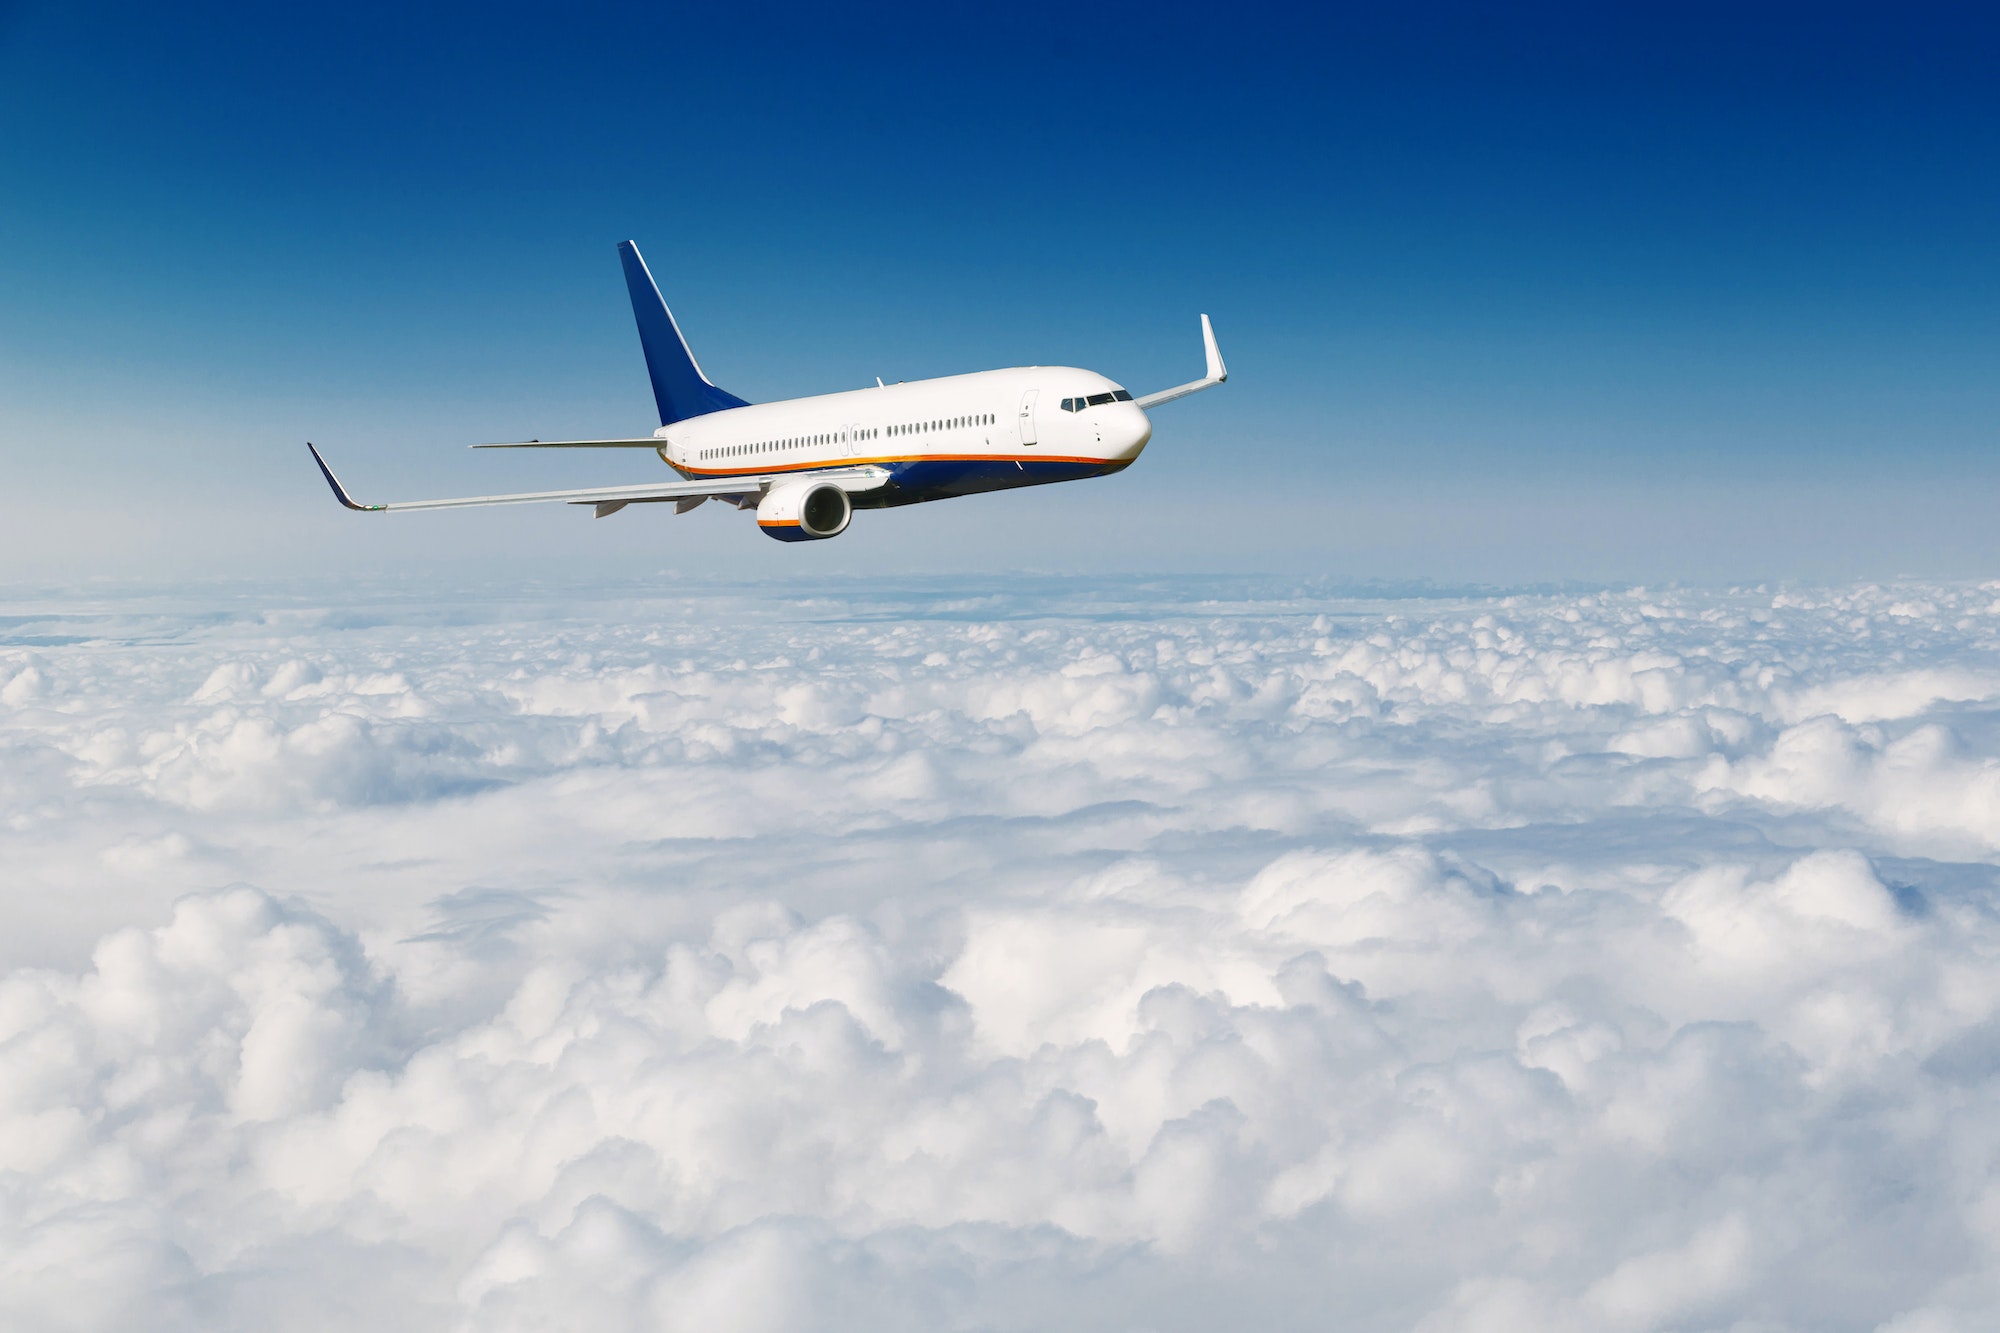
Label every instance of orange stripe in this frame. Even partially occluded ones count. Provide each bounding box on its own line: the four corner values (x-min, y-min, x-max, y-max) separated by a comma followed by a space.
676, 452, 1112, 478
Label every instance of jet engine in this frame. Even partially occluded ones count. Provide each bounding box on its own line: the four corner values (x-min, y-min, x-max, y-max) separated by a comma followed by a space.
757, 480, 852, 542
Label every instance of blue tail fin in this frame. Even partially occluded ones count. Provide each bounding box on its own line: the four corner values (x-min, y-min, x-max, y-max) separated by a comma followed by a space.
617, 241, 751, 425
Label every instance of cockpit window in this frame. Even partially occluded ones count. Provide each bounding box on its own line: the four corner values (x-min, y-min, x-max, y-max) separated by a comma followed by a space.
1062, 389, 1134, 412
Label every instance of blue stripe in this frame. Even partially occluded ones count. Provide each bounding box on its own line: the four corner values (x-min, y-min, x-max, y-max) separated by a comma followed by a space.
867, 457, 1127, 505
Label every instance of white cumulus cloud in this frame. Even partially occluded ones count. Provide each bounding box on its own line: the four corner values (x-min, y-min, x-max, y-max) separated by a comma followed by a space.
3, 576, 2000, 1330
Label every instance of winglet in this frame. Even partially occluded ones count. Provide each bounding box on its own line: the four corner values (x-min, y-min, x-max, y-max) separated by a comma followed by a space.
1134, 314, 1230, 410
307, 443, 383, 512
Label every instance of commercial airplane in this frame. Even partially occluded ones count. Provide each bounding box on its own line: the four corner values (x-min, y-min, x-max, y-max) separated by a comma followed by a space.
308, 241, 1226, 542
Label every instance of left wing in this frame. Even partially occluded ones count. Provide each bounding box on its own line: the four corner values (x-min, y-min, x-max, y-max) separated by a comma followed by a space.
469, 438, 666, 449
307, 443, 885, 517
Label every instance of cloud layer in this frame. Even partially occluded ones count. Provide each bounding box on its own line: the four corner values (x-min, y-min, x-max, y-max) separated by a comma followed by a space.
4, 576, 2000, 1331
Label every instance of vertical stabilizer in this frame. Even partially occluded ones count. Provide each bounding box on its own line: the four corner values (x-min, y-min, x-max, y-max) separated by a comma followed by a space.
616, 241, 751, 425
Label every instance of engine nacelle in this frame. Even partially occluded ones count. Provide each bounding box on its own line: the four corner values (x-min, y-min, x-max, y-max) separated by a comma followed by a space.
757, 480, 852, 542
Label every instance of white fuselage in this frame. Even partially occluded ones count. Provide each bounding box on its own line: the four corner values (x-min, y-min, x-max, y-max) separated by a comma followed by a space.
653, 366, 1152, 504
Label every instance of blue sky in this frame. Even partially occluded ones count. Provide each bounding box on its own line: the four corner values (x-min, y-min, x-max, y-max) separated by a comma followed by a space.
2, 0, 1996, 582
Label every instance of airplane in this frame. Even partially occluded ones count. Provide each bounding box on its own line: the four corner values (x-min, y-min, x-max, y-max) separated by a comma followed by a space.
308, 241, 1226, 542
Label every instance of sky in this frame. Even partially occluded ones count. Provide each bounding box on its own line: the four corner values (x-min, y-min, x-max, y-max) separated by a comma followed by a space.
1, 0, 1997, 582
7, 575, 2000, 1331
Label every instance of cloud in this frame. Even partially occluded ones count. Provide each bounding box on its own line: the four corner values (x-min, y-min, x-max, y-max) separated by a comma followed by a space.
3, 577, 2000, 1329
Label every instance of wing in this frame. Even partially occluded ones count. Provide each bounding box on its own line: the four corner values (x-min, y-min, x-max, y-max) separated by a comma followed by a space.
307, 444, 886, 517
1134, 313, 1228, 409
469, 438, 668, 449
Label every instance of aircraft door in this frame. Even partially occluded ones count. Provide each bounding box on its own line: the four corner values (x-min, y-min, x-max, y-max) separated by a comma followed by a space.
1018, 390, 1039, 446
846, 423, 861, 457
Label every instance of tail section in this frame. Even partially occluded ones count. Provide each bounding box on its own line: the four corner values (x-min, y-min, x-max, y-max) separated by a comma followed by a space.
617, 241, 751, 425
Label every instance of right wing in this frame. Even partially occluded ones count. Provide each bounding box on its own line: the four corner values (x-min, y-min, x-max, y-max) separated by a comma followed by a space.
307, 443, 886, 517
1134, 313, 1228, 409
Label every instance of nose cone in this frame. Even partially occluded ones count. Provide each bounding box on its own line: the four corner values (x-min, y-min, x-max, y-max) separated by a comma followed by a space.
1112, 404, 1153, 460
